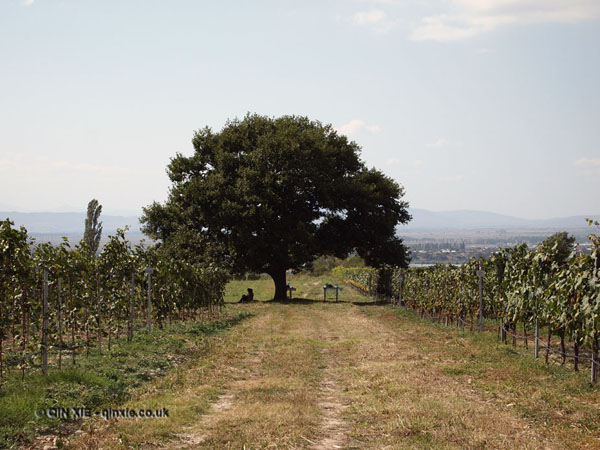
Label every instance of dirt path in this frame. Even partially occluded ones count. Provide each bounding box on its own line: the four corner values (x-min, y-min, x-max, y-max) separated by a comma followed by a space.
65, 303, 600, 449
309, 336, 349, 450
163, 305, 355, 449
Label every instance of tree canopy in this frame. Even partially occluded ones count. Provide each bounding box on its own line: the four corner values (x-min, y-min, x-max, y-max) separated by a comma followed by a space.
540, 231, 576, 266
83, 199, 102, 256
142, 114, 411, 299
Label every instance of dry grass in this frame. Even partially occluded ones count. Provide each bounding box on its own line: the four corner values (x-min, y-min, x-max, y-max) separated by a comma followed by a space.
61, 301, 600, 449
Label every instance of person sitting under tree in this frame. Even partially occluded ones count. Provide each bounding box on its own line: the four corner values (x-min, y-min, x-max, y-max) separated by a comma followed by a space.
239, 288, 254, 303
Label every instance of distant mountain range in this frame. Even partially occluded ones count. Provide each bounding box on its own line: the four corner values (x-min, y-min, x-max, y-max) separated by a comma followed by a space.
1, 209, 598, 236
401, 209, 599, 231
0, 211, 142, 234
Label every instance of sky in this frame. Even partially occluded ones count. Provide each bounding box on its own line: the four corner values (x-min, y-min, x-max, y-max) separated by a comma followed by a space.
1, 0, 599, 220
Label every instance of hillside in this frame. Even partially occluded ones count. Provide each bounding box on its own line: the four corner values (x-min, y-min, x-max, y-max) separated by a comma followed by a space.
0, 211, 142, 235
3, 209, 599, 237
401, 208, 599, 231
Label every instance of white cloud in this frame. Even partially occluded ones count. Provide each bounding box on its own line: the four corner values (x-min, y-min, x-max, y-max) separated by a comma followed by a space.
411, 0, 600, 42
336, 119, 365, 135
574, 157, 600, 166
21, 0, 35, 5
411, 14, 491, 41
574, 157, 600, 174
427, 138, 449, 148
335, 119, 382, 136
350, 7, 402, 33
0, 153, 24, 170
353, 9, 386, 25
413, 159, 424, 168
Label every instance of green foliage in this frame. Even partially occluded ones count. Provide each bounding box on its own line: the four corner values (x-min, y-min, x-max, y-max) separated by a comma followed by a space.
340, 255, 366, 268
305, 255, 366, 277
541, 231, 576, 266
0, 220, 230, 381
141, 114, 410, 299
0, 313, 250, 447
334, 266, 380, 296
304, 255, 343, 276
390, 227, 600, 351
83, 199, 103, 256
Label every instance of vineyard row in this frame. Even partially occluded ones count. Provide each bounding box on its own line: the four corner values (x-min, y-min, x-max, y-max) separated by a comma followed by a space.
335, 223, 600, 382
0, 220, 229, 379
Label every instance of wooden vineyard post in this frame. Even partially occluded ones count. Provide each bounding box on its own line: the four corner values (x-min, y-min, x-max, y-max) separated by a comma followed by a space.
42, 268, 49, 375
146, 266, 153, 332
96, 272, 102, 354
444, 266, 449, 325
534, 317, 539, 358
397, 273, 403, 306
545, 328, 551, 364
58, 278, 63, 369
129, 272, 135, 342
477, 262, 485, 332
592, 334, 598, 384
0, 300, 2, 378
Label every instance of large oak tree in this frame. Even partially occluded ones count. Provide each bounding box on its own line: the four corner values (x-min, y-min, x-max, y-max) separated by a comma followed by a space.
142, 114, 410, 300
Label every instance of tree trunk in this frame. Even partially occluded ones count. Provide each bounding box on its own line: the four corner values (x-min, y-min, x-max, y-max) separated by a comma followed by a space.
269, 267, 287, 301
574, 340, 579, 372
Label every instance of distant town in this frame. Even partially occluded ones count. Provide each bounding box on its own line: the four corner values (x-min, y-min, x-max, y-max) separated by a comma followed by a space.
403, 228, 595, 264
2, 208, 598, 265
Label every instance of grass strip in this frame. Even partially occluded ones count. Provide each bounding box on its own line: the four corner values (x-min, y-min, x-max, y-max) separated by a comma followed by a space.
0, 312, 251, 449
